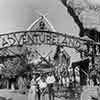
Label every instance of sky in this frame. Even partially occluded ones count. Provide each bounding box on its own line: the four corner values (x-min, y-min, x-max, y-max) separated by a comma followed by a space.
86, 0, 100, 6
0, 0, 79, 35
0, 0, 81, 62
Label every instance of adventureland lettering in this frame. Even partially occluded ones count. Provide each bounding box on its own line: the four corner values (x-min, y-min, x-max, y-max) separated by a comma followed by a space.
62, 36, 81, 48
0, 31, 87, 51
0, 31, 59, 48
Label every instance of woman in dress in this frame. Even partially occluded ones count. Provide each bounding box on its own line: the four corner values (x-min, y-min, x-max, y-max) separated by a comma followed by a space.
28, 75, 37, 100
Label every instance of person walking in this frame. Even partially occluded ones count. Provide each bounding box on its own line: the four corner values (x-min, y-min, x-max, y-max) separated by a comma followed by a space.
28, 75, 37, 100
46, 72, 55, 100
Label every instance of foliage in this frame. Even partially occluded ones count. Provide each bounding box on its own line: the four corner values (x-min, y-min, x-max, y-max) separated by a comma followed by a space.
1, 58, 23, 78
1, 47, 34, 79
61, 0, 100, 39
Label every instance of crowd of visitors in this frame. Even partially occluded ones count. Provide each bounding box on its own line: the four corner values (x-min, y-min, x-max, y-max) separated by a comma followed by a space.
28, 72, 56, 100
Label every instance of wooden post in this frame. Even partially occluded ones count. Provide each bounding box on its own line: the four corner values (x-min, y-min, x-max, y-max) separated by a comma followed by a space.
73, 67, 76, 88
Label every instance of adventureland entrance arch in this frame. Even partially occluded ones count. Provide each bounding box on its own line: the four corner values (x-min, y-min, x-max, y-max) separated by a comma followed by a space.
0, 30, 100, 99
0, 30, 95, 51
0, 30, 99, 73
0, 30, 99, 66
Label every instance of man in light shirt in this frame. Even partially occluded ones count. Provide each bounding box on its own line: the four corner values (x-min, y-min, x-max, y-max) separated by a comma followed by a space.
37, 77, 47, 90
46, 72, 55, 100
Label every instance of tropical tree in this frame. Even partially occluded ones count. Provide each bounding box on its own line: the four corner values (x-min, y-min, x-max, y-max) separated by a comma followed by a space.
0, 46, 34, 89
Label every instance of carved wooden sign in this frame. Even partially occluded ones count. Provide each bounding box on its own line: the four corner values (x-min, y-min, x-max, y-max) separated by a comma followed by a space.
0, 30, 88, 51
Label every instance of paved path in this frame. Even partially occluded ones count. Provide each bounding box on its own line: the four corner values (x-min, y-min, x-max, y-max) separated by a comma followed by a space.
0, 89, 27, 100
80, 86, 100, 100
0, 89, 79, 100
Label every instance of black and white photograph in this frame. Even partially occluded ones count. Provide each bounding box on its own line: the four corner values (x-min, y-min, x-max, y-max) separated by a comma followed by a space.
0, 0, 100, 100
